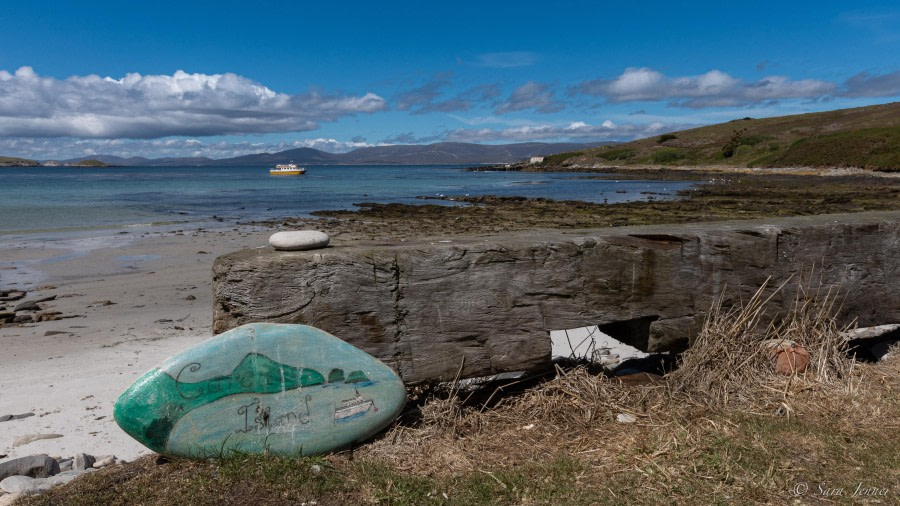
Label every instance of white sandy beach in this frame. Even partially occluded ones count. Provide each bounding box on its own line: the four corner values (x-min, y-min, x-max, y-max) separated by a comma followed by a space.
0, 227, 274, 462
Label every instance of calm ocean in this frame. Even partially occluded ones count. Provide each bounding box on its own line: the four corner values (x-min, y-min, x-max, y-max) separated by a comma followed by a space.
0, 165, 693, 238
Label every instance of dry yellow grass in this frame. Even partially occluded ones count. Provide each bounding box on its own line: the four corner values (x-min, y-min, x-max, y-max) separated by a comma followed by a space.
22, 278, 900, 505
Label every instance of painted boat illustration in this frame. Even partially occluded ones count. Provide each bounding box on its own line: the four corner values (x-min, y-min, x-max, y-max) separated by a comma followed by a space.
334, 390, 377, 422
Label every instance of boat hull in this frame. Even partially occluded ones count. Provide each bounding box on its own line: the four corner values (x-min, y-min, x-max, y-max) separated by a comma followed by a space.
269, 169, 305, 175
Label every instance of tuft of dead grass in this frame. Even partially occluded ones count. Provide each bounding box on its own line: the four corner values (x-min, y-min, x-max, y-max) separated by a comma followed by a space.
668, 275, 856, 413
21, 277, 900, 504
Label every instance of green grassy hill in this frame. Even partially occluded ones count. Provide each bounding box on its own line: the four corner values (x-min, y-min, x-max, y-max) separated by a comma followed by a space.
557, 102, 900, 172
0, 156, 40, 167
68, 159, 111, 167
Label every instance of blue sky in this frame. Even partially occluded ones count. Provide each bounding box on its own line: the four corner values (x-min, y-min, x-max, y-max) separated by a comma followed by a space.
1, 0, 899, 159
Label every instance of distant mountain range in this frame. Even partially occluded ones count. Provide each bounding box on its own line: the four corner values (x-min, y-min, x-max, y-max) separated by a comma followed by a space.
47, 141, 613, 167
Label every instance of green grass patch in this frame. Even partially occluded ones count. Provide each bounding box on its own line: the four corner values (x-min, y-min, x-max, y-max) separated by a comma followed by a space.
25, 453, 605, 505
0, 155, 40, 166
595, 147, 635, 161
738, 134, 772, 146
657, 133, 678, 144
763, 127, 900, 170
71, 159, 109, 167
651, 147, 684, 164
567, 102, 900, 171
541, 151, 583, 165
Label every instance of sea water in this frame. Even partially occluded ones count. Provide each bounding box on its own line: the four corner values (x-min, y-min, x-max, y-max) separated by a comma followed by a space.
0, 165, 694, 238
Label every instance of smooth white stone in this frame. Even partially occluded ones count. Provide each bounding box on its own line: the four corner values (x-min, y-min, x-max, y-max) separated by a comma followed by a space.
0, 476, 33, 494
268, 231, 330, 251
92, 457, 115, 468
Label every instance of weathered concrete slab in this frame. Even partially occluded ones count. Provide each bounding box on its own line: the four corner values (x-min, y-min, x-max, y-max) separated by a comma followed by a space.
213, 211, 900, 383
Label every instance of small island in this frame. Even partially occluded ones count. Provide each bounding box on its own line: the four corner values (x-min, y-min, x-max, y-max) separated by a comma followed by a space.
0, 156, 41, 167
1, 157, 115, 168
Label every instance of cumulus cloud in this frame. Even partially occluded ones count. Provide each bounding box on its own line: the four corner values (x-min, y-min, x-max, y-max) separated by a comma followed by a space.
394, 73, 453, 112
572, 67, 836, 107
0, 67, 386, 138
841, 70, 900, 97
494, 81, 565, 114
441, 119, 682, 143
394, 74, 500, 115
0, 136, 379, 160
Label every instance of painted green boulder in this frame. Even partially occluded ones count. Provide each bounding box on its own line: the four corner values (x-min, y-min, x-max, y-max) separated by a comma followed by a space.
114, 323, 406, 457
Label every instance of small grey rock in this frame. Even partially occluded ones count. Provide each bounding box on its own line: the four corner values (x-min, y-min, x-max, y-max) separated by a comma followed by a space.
0, 476, 34, 494
0, 413, 34, 423
21, 469, 96, 496
57, 459, 73, 472
0, 455, 60, 480
616, 413, 637, 423
23, 480, 54, 495
92, 456, 115, 468
73, 453, 95, 471
13, 300, 40, 312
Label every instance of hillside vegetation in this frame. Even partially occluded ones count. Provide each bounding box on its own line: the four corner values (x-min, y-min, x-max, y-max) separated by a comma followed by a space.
557, 102, 900, 172
0, 156, 40, 167
68, 159, 111, 167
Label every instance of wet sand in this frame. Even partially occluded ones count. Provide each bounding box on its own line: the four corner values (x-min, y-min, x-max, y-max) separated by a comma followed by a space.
0, 228, 271, 461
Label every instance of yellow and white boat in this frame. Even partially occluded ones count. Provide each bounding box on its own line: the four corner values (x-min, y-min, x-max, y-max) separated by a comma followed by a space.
269, 162, 306, 175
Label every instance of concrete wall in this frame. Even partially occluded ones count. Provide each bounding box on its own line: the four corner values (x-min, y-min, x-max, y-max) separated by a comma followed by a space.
213, 211, 900, 383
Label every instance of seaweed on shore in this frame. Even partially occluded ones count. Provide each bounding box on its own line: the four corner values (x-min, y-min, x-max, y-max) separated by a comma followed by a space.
255, 172, 900, 241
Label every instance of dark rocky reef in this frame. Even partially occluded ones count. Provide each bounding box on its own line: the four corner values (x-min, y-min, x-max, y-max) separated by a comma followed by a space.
213, 211, 900, 383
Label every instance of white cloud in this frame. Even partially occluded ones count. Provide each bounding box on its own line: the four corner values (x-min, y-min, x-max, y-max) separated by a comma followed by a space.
394, 74, 501, 115
441, 119, 682, 143
841, 70, 900, 97
0, 136, 380, 160
573, 67, 836, 107
0, 67, 386, 138
494, 81, 565, 114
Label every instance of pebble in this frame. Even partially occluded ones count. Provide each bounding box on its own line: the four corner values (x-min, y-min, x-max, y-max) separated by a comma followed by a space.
0, 413, 34, 423
268, 230, 330, 251
58, 459, 73, 472
616, 413, 637, 423
0, 452, 108, 497
13, 300, 40, 312
74, 453, 95, 471
93, 456, 116, 469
